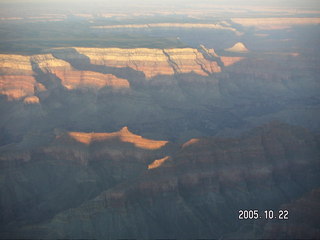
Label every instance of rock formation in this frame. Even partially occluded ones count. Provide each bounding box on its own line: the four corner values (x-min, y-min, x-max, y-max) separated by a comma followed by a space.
0, 54, 36, 100
1, 46, 224, 101
68, 126, 168, 150
220, 56, 245, 66
23, 96, 40, 104
225, 42, 249, 53
91, 22, 241, 35
12, 122, 316, 239
74, 47, 221, 78
31, 54, 130, 89
148, 156, 170, 169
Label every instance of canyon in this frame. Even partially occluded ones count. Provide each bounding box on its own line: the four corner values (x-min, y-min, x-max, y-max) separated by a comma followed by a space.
1, 122, 319, 239
0, 46, 224, 101
0, 1, 319, 238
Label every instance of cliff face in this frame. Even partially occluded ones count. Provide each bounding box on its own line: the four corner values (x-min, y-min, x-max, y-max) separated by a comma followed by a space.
0, 126, 173, 232
68, 126, 168, 150
91, 23, 240, 35
31, 54, 130, 90
0, 54, 36, 100
220, 56, 245, 67
0, 53, 130, 101
34, 123, 320, 239
0, 126, 169, 166
1, 47, 224, 101
74, 47, 221, 78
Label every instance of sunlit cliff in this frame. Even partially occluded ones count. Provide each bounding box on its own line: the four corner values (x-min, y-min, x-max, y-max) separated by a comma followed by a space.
31, 54, 130, 90
68, 126, 168, 150
0, 46, 241, 102
74, 47, 221, 78
0, 54, 36, 100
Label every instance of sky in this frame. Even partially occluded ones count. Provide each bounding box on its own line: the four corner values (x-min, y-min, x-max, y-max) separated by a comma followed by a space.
1, 0, 319, 17
0, 0, 319, 7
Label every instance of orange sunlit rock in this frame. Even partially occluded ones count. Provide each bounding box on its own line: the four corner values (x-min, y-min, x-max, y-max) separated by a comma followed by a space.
0, 54, 38, 100
35, 82, 47, 92
31, 54, 130, 89
164, 48, 221, 76
23, 96, 40, 104
0, 54, 33, 74
0, 75, 36, 100
148, 156, 170, 169
75, 48, 174, 79
68, 127, 168, 150
75, 47, 221, 78
221, 57, 245, 67
68, 132, 93, 145
182, 138, 200, 148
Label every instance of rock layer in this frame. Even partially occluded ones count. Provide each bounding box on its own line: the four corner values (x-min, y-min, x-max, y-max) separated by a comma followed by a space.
1, 46, 224, 100
232, 17, 320, 30
36, 123, 320, 239
74, 47, 221, 78
0, 54, 36, 100
220, 56, 245, 66
68, 126, 168, 150
225, 42, 249, 53
31, 54, 130, 89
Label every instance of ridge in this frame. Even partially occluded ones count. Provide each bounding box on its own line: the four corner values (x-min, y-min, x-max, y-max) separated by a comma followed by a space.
68, 127, 168, 150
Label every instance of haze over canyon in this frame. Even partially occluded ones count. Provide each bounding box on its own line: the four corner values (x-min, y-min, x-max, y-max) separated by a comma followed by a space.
0, 0, 320, 239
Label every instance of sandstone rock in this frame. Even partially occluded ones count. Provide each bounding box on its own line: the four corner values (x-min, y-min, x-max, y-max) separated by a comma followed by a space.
74, 47, 221, 78
31, 54, 130, 89
220, 56, 245, 66
0, 54, 33, 74
0, 54, 37, 100
163, 48, 221, 76
148, 156, 170, 169
0, 75, 36, 100
225, 42, 249, 53
38, 123, 320, 239
68, 126, 168, 150
23, 96, 40, 104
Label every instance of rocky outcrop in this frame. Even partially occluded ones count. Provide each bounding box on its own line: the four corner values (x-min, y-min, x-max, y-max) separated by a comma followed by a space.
1, 46, 224, 99
220, 56, 245, 66
0, 54, 36, 100
225, 42, 249, 53
74, 47, 221, 78
68, 126, 168, 150
30, 123, 320, 239
163, 48, 221, 76
23, 96, 40, 104
0, 54, 33, 75
37, 126, 170, 166
148, 156, 170, 169
31, 54, 130, 89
